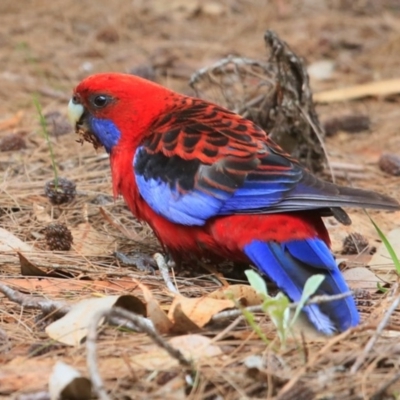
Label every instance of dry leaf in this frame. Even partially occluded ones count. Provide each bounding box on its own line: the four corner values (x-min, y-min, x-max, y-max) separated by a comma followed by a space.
137, 281, 172, 334
49, 361, 91, 400
169, 294, 234, 329
0, 227, 34, 252
130, 334, 222, 370
46, 295, 146, 346
169, 303, 202, 334
18, 253, 73, 278
208, 284, 264, 306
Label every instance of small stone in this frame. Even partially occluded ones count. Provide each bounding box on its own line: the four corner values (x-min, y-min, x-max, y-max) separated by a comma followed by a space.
342, 232, 369, 255
378, 153, 400, 176
44, 222, 73, 251
44, 177, 76, 205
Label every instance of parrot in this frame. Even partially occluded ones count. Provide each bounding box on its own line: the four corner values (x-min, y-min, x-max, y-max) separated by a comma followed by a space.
68, 73, 400, 335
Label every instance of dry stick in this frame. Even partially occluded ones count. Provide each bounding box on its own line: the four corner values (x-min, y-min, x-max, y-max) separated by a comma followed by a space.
0, 282, 160, 333
211, 291, 353, 323
86, 306, 192, 400
0, 282, 69, 317
350, 294, 400, 374
299, 107, 336, 183
153, 252, 179, 294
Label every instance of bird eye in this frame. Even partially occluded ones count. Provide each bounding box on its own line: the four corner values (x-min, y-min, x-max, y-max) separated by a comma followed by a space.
92, 95, 110, 109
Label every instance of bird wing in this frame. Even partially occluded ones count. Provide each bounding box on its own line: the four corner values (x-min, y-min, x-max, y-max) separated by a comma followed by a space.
134, 98, 399, 226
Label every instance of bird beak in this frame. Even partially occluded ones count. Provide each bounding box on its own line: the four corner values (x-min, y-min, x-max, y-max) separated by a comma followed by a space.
67, 95, 103, 149
67, 97, 84, 126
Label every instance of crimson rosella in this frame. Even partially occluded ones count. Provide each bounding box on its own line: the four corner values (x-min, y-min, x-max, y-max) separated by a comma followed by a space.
68, 73, 399, 335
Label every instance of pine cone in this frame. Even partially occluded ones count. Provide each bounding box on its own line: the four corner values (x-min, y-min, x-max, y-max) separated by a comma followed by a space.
0, 133, 26, 152
44, 177, 76, 205
44, 223, 73, 251
342, 232, 369, 255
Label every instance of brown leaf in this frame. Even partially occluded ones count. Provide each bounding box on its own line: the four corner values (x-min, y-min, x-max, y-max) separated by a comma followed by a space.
46, 294, 147, 346
169, 294, 234, 329
129, 334, 222, 370
19, 253, 73, 278
208, 284, 264, 306
135, 281, 172, 334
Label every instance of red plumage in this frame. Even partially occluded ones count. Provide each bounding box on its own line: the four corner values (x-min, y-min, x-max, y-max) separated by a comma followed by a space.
69, 73, 399, 333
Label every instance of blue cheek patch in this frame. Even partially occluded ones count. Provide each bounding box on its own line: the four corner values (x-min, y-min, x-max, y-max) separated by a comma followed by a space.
89, 117, 121, 153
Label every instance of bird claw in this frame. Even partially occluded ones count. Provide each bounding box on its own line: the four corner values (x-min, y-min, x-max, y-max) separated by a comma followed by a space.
114, 251, 156, 273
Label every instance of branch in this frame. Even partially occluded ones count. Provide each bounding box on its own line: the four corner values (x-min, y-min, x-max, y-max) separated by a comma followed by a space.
211, 291, 354, 323
87, 306, 193, 400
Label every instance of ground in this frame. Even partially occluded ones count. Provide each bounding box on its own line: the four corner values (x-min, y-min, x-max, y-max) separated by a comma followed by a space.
1, 1, 400, 399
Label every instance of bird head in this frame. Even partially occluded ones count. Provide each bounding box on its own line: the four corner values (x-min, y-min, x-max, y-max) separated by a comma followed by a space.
68, 73, 172, 153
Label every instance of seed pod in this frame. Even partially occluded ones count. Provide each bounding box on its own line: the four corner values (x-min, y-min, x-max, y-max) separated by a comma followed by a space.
44, 222, 73, 251
44, 177, 76, 205
341, 232, 369, 255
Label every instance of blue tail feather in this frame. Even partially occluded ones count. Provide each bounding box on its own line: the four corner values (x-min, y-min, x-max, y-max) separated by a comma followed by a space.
244, 238, 359, 335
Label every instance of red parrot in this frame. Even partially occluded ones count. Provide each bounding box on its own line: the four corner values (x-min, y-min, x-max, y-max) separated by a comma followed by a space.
68, 73, 399, 335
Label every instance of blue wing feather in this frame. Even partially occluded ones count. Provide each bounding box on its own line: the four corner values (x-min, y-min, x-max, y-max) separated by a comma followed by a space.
134, 146, 301, 225
243, 238, 359, 334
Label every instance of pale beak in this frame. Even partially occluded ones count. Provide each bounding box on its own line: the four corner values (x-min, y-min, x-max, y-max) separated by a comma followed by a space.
67, 98, 84, 126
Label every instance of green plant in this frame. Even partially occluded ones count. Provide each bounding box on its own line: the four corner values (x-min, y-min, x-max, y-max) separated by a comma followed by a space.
368, 214, 400, 274
244, 269, 324, 345
33, 95, 58, 189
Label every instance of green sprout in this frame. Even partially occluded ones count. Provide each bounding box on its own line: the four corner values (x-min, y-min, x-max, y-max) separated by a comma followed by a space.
33, 95, 58, 189
368, 214, 400, 275
244, 269, 324, 345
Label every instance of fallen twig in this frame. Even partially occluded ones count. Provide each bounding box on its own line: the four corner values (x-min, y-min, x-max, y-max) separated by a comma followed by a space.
313, 78, 400, 103
153, 253, 179, 294
211, 291, 354, 323
86, 306, 192, 400
0, 282, 69, 317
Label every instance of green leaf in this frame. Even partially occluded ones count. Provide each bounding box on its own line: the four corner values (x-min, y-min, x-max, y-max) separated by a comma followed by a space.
368, 215, 400, 274
33, 95, 58, 189
262, 293, 290, 343
291, 274, 325, 327
377, 282, 388, 293
241, 306, 269, 344
245, 269, 268, 296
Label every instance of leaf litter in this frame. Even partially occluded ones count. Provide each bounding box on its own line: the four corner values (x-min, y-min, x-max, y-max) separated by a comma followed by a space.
1, 1, 400, 399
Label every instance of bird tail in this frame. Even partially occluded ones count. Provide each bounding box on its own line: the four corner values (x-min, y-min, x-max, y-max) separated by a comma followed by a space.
243, 238, 359, 335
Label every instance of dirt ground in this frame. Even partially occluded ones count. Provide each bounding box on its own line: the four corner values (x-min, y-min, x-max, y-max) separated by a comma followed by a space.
1, 1, 400, 399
